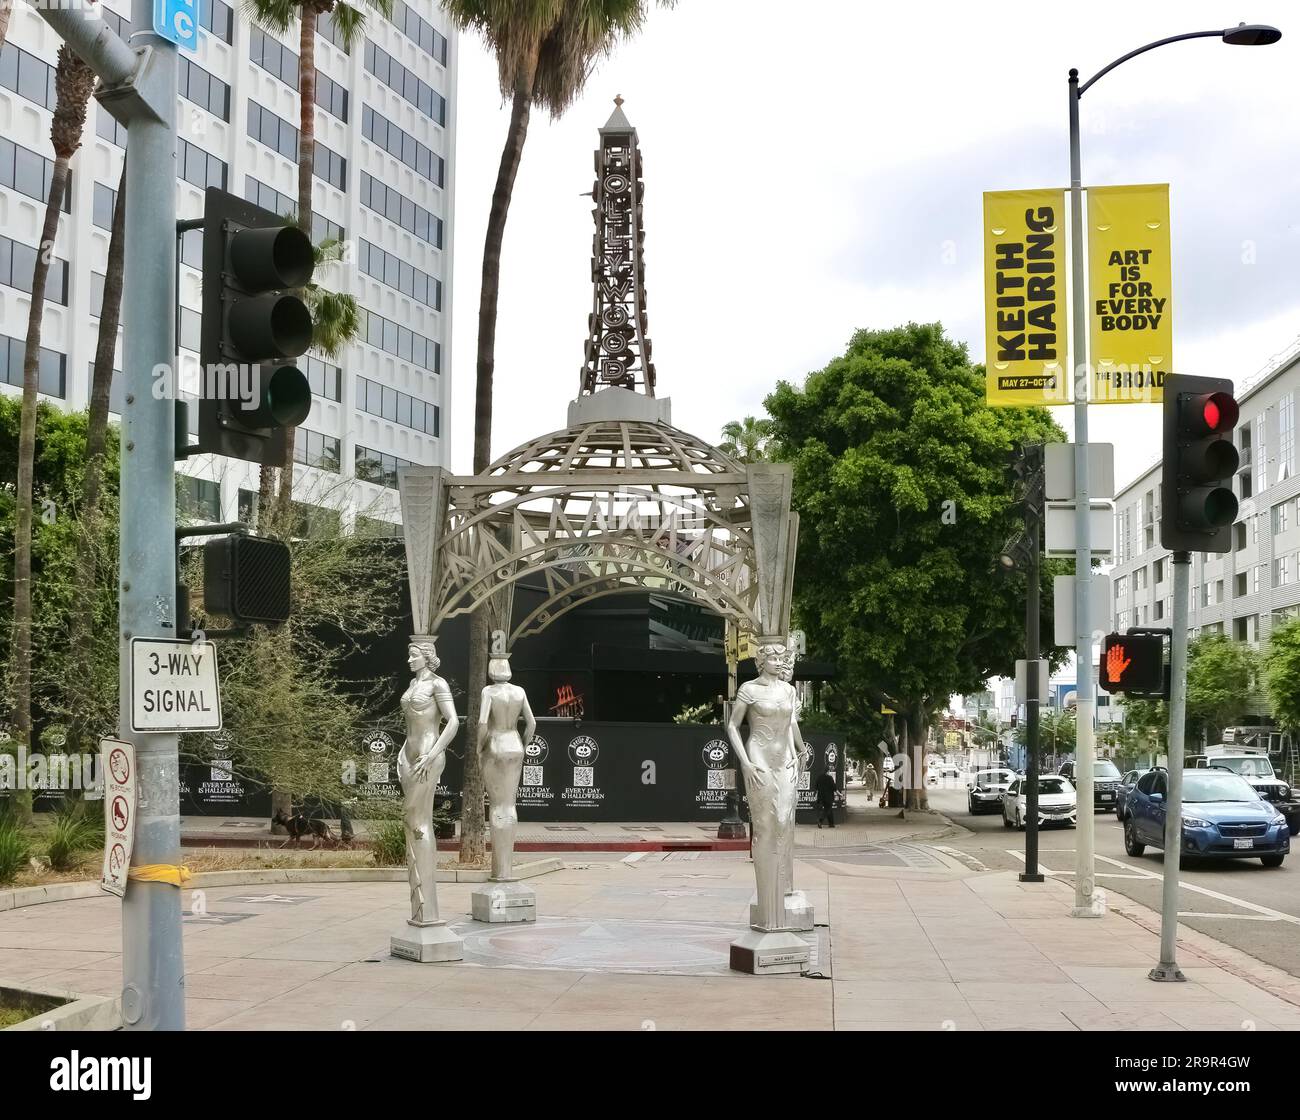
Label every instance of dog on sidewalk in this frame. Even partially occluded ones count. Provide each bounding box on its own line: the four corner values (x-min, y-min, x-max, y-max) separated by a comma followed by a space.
273, 810, 337, 850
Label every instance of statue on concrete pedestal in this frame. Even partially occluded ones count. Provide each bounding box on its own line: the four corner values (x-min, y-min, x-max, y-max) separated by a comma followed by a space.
391, 639, 464, 963
470, 657, 539, 923
728, 641, 811, 974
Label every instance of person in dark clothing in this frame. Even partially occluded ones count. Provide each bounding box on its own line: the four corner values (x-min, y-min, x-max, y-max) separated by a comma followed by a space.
815, 769, 838, 828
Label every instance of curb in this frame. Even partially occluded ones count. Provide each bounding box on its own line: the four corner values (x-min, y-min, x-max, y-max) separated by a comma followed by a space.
180, 834, 752, 853
0, 858, 565, 912
0, 983, 121, 1032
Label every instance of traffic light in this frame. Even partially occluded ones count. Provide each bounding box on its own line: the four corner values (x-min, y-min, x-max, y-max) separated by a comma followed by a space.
1099, 633, 1165, 695
203, 534, 292, 625
1161, 373, 1240, 553
194, 187, 314, 465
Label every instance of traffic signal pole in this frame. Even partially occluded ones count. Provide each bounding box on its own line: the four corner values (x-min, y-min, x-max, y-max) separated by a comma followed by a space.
1151, 551, 1191, 981
1067, 70, 1100, 920
35, 3, 184, 1028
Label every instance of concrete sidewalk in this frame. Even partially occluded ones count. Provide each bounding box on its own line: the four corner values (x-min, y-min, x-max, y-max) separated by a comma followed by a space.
3, 842, 1297, 1030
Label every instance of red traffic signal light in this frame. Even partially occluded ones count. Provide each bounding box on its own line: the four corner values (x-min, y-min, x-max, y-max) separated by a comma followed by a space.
1161, 374, 1240, 553
1099, 633, 1165, 695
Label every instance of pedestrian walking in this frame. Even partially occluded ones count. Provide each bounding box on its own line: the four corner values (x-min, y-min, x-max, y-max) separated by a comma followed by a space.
815, 768, 838, 828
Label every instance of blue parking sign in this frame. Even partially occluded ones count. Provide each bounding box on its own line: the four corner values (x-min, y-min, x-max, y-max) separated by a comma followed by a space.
153, 0, 200, 51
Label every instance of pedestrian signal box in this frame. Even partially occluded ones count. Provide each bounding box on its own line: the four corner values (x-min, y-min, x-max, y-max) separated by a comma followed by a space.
1099, 633, 1166, 696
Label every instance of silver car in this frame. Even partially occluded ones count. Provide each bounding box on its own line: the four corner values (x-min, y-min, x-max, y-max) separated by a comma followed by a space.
967, 768, 1016, 815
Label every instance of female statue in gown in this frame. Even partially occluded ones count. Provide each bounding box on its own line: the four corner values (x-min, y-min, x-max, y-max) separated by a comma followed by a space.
398, 640, 460, 926
476, 658, 536, 882
728, 643, 804, 931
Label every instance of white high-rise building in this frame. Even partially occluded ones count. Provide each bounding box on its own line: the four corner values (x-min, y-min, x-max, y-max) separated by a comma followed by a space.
0, 1, 457, 531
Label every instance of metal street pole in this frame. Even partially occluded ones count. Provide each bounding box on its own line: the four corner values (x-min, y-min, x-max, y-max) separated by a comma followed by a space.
1067, 70, 1100, 919
1151, 551, 1191, 981
1021, 448, 1043, 883
34, 2, 183, 1028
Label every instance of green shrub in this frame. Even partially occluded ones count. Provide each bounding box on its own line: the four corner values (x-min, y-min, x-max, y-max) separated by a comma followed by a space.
45, 801, 104, 872
0, 813, 31, 885
370, 817, 407, 867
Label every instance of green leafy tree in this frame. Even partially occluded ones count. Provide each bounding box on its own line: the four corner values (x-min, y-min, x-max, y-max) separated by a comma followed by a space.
1185, 633, 1256, 743
440, 0, 666, 864
1264, 617, 1300, 732
766, 322, 1065, 809
719, 416, 774, 464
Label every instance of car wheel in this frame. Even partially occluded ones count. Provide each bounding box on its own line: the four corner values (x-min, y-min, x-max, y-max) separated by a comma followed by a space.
1124, 819, 1145, 857
968, 796, 977, 816
1261, 854, 1285, 869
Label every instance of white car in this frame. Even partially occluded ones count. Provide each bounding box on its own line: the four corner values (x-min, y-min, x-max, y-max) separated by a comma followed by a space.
967, 768, 1016, 815
1002, 774, 1078, 830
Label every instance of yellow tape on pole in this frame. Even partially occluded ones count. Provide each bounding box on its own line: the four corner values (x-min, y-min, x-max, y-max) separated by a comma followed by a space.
983, 189, 1070, 407
127, 864, 193, 887
1088, 183, 1172, 404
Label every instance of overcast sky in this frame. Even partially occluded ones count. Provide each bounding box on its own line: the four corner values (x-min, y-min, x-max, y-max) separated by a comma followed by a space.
446, 0, 1300, 491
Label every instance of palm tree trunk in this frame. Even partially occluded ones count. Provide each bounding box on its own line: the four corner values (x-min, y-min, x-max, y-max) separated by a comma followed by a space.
10, 157, 70, 825
458, 82, 533, 865
0, 2, 12, 53
274, 4, 320, 524
67, 162, 126, 754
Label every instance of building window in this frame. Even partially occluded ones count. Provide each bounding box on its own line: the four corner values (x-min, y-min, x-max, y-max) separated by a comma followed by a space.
1275, 555, 1291, 587
0, 41, 57, 111
358, 240, 441, 309
247, 102, 347, 189
179, 307, 201, 353
243, 176, 344, 244
1273, 500, 1291, 536
177, 137, 227, 191
1235, 571, 1247, 598
179, 476, 221, 522
0, 235, 68, 305
364, 40, 447, 125
1254, 416, 1267, 496
390, 1, 450, 65
1233, 521, 1247, 551
317, 9, 352, 52
357, 375, 440, 436
201, 0, 234, 43
178, 57, 230, 121
304, 355, 342, 402
362, 311, 440, 373
0, 137, 72, 210
360, 172, 442, 247
293, 427, 341, 472
96, 103, 128, 148
291, 501, 342, 538
1281, 393, 1295, 484
1154, 557, 1164, 584
1, 333, 66, 397
362, 104, 445, 186
354, 444, 414, 489
249, 27, 349, 122
1153, 599, 1164, 621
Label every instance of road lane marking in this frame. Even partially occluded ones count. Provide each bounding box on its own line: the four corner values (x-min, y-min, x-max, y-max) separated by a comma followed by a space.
1092, 853, 1300, 927
1176, 912, 1282, 921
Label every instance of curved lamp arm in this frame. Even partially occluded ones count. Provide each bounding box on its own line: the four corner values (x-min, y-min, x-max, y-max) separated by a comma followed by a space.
1079, 25, 1280, 96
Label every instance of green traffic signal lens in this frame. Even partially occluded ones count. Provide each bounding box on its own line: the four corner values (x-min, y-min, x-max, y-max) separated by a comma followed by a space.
1181, 486, 1239, 530
262, 365, 311, 428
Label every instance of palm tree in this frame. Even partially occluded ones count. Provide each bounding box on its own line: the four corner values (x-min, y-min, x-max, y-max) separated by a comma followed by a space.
441, 0, 664, 863
241, 0, 391, 523
67, 161, 126, 754
9, 47, 95, 824
719, 416, 774, 463
0, 2, 13, 54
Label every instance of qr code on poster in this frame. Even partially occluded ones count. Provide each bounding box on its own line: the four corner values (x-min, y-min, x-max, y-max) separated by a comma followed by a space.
707, 769, 735, 790
523, 765, 543, 787
367, 761, 389, 784
573, 767, 594, 787
798, 772, 811, 791
211, 761, 232, 781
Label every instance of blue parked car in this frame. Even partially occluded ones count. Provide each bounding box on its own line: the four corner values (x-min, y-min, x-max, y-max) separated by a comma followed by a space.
1115, 768, 1150, 822
1124, 768, 1290, 868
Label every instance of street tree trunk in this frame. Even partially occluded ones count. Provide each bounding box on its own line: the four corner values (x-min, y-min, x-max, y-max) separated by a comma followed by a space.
67, 161, 126, 754
459, 78, 534, 865
10, 47, 93, 824
0, 2, 12, 54
904, 704, 929, 811
274, 3, 321, 523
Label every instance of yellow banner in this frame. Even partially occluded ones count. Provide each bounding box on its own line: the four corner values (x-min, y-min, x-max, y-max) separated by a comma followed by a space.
1088, 184, 1172, 404
983, 189, 1069, 406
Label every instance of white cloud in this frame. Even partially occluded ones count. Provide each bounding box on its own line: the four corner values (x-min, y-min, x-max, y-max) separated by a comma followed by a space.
448, 0, 1300, 489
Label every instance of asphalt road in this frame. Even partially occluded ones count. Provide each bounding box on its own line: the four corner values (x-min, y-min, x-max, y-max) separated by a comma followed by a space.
928, 784, 1300, 980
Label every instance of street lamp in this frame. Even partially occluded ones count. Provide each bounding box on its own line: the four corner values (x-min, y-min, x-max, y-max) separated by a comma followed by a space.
1065, 21, 1281, 927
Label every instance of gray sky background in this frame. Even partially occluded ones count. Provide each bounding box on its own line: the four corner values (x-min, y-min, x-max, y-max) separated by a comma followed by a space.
447, 0, 1300, 490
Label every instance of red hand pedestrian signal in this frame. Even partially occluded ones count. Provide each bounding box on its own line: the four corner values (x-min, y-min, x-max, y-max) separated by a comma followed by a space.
1105, 643, 1132, 683
1099, 633, 1165, 695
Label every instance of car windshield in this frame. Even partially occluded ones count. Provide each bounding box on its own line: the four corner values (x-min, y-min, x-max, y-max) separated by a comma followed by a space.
1038, 778, 1070, 795
1183, 771, 1259, 803
1094, 761, 1121, 778
1207, 756, 1275, 778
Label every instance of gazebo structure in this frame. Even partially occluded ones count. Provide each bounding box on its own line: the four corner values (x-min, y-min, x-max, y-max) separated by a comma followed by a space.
398, 98, 799, 665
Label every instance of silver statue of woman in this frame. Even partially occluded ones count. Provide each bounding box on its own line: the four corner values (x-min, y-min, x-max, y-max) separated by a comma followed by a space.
470, 658, 540, 922
477, 658, 536, 882
728, 643, 802, 932
391, 640, 463, 962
